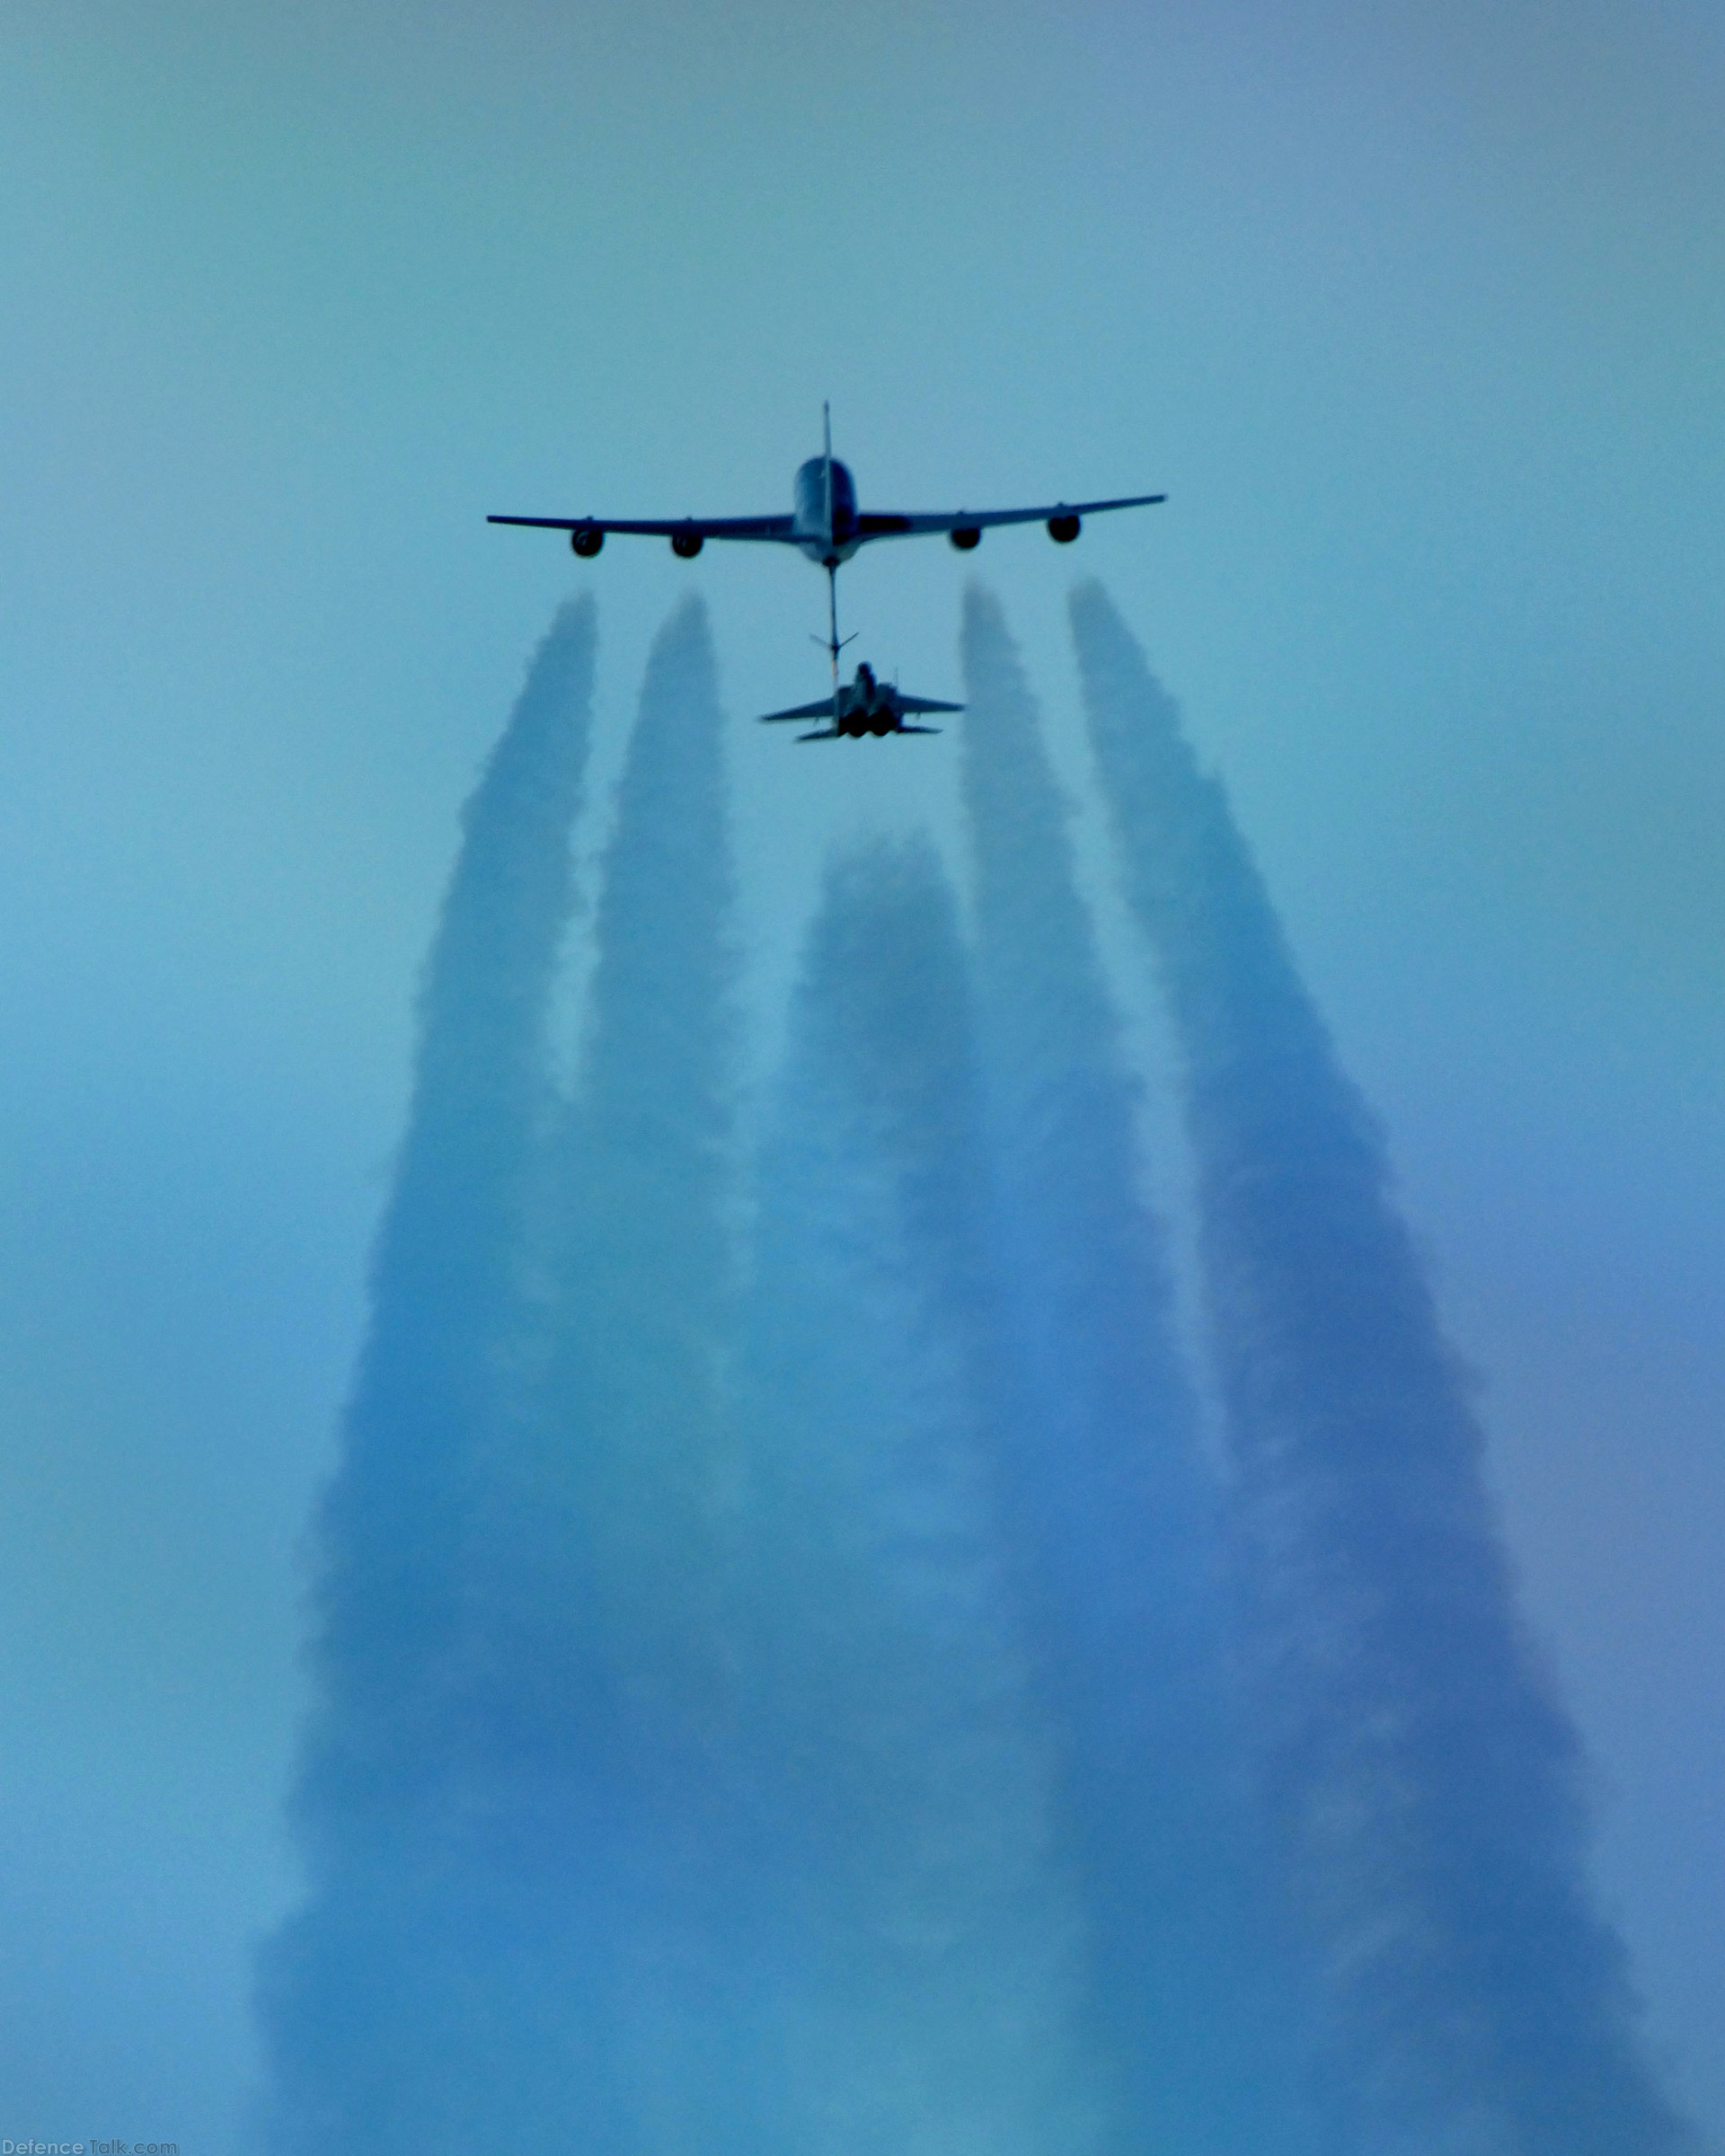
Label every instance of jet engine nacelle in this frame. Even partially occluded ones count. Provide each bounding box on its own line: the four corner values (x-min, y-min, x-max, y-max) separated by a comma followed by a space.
570, 525, 605, 558
671, 528, 704, 558
949, 526, 982, 551
1047, 512, 1081, 543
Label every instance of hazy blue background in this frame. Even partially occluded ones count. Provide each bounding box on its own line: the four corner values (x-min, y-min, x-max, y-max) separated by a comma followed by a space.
1, 1, 1720, 2144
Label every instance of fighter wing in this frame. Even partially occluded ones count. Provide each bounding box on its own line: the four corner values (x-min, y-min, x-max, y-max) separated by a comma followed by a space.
855, 492, 1164, 540
489, 513, 800, 541
758, 697, 840, 724
891, 695, 965, 715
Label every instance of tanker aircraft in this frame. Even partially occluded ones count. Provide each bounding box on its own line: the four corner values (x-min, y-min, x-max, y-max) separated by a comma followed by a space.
489, 406, 1164, 676
757, 661, 962, 743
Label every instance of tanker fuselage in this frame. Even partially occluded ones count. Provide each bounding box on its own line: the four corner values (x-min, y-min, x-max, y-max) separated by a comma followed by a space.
792, 455, 863, 566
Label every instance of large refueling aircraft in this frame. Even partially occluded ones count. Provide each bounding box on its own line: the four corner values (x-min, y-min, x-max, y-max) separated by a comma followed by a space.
489, 407, 1164, 676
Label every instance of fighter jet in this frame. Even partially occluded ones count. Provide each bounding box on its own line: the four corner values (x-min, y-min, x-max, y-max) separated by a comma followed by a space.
489, 406, 1163, 673
758, 662, 962, 742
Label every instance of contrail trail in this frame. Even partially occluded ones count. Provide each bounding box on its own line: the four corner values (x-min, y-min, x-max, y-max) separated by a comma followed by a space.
957, 585, 1319, 2154
737, 833, 1110, 2156
525, 592, 745, 2155
1070, 579, 1699, 2154
532, 591, 738, 1738
256, 597, 598, 2151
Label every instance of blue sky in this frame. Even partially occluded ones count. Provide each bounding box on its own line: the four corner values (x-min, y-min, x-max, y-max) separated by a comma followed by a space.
1, 2, 1721, 2143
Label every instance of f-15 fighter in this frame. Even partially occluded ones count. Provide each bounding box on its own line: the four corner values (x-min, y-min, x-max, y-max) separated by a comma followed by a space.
757, 662, 962, 742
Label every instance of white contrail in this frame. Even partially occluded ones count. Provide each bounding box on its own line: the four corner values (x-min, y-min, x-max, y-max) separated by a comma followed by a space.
737, 834, 1110, 2156
959, 584, 1321, 2155
257, 596, 598, 2152
526, 592, 746, 2155
1070, 577, 1700, 2155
